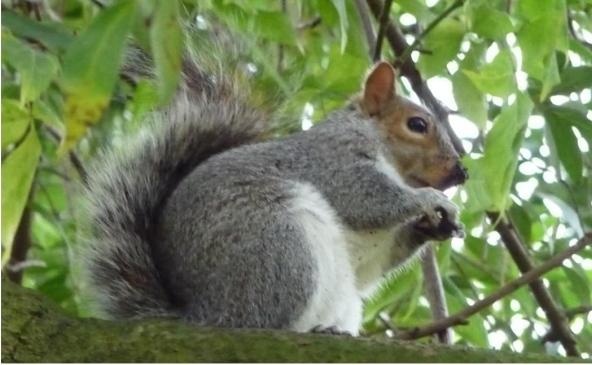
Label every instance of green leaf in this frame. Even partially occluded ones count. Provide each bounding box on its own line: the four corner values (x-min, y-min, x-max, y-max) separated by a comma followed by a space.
1, 10, 73, 51
1, 32, 59, 105
324, 46, 368, 94
569, 38, 592, 63
462, 165, 494, 213
150, 0, 184, 105
452, 71, 488, 128
130, 79, 159, 127
509, 203, 532, 244
516, 0, 568, 80
417, 18, 464, 78
32, 99, 63, 130
463, 50, 516, 97
1, 99, 31, 150
545, 109, 583, 183
330, 0, 349, 53
545, 105, 592, 144
253, 11, 297, 46
397, 0, 432, 21
469, 5, 514, 40
363, 266, 421, 323
444, 277, 489, 347
551, 66, 592, 95
1, 128, 41, 263
481, 93, 534, 211
60, 0, 137, 154
562, 267, 591, 305
539, 53, 561, 101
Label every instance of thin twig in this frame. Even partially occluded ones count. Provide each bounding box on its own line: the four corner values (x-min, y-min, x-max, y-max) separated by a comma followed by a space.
396, 233, 592, 341
421, 246, 451, 344
296, 17, 321, 30
353, 0, 376, 59
373, 0, 393, 62
277, 0, 287, 73
567, 10, 592, 50
6, 189, 34, 284
489, 212, 580, 357
565, 305, 592, 319
90, 0, 105, 8
396, 0, 464, 66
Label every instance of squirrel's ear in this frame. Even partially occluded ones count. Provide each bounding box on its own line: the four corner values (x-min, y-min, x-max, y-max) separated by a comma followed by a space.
362, 61, 396, 116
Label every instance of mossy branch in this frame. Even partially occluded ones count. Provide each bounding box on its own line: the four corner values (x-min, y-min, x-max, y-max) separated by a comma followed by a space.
1, 279, 579, 363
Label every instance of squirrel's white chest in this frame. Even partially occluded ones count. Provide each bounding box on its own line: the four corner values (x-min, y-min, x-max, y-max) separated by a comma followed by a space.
288, 182, 362, 335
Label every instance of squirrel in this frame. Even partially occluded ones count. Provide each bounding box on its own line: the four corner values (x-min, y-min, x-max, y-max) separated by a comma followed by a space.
79, 40, 468, 336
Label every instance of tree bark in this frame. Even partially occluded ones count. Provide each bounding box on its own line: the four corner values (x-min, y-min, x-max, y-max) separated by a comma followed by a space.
1, 280, 578, 363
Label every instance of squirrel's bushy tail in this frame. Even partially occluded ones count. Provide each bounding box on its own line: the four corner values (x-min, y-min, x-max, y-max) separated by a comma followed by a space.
80, 35, 266, 319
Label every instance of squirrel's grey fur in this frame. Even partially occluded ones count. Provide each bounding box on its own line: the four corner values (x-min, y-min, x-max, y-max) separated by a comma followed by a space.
80, 34, 462, 334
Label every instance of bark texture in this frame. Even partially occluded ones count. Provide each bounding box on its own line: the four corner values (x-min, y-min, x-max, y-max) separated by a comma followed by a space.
1, 280, 575, 363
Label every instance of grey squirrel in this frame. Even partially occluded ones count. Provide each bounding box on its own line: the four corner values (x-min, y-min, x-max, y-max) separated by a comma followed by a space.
80, 41, 467, 336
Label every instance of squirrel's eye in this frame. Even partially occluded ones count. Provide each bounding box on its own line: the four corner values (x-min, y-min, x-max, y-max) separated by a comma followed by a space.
407, 117, 428, 134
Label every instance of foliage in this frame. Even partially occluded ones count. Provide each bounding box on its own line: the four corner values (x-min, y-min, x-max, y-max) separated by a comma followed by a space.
1, 0, 591, 358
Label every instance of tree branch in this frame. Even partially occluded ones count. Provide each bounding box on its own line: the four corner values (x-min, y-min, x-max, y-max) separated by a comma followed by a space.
297, 17, 321, 30
396, 233, 592, 341
353, 0, 376, 59
421, 245, 452, 344
277, 0, 287, 72
373, 0, 393, 62
365, 0, 465, 155
488, 212, 580, 357
567, 10, 592, 50
565, 305, 592, 319
542, 305, 592, 343
6, 190, 34, 284
1, 279, 574, 363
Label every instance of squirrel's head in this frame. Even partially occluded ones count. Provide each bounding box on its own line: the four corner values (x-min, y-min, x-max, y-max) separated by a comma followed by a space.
356, 61, 468, 190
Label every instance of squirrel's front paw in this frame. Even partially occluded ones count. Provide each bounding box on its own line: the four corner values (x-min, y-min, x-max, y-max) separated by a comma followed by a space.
413, 188, 464, 241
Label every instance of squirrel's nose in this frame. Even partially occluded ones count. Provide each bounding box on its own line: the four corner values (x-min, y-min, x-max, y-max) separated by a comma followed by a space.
454, 162, 469, 184
450, 161, 468, 185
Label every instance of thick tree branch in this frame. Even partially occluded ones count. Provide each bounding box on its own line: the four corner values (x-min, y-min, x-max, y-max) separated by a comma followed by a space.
1, 279, 575, 363
365, 0, 464, 155
488, 212, 580, 357
396, 233, 591, 342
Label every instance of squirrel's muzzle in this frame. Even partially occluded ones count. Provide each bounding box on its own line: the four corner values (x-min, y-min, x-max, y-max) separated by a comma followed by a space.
439, 161, 468, 189
449, 161, 468, 186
